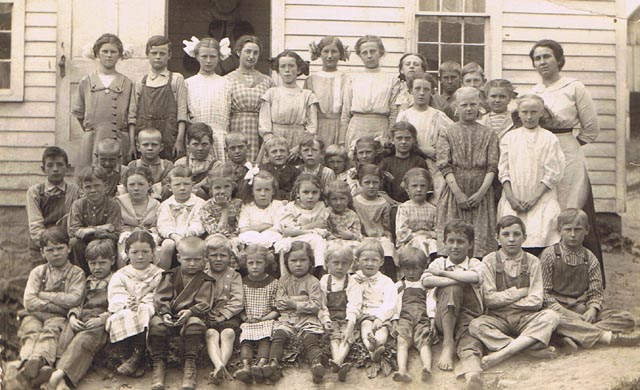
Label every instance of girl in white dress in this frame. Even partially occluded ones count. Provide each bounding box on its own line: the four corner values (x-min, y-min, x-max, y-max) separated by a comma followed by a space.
305, 36, 349, 145
341, 35, 398, 150
498, 94, 566, 254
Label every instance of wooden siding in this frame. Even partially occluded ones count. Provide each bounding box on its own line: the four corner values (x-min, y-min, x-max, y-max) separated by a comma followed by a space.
501, 0, 622, 213
281, 0, 408, 73
0, 0, 57, 206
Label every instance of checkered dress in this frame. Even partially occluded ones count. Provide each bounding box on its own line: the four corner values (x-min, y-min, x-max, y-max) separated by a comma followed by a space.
225, 70, 275, 162
240, 275, 279, 341
105, 264, 163, 343
185, 74, 231, 162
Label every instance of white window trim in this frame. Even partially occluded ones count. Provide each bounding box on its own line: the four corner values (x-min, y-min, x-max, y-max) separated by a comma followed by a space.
0, 0, 25, 102
406, 0, 502, 79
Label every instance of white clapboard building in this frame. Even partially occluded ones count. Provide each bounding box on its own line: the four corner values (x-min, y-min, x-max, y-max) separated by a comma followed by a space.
0, 0, 631, 217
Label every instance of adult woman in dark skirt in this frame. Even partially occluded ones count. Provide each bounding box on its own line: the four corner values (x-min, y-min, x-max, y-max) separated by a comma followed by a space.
528, 39, 604, 282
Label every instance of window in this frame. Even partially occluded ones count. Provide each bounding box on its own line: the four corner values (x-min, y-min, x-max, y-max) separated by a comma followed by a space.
0, 0, 25, 101
415, 0, 488, 80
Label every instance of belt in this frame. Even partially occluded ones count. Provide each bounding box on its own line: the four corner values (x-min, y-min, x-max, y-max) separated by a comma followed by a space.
548, 128, 573, 134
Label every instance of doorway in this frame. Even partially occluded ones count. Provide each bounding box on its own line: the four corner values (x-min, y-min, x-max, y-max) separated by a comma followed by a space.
167, 0, 272, 78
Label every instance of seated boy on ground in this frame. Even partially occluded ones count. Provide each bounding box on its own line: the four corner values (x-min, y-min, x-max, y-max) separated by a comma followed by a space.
541, 208, 640, 350
17, 227, 85, 389
148, 236, 214, 390
48, 239, 115, 390
468, 216, 560, 370
392, 246, 433, 384
423, 219, 484, 390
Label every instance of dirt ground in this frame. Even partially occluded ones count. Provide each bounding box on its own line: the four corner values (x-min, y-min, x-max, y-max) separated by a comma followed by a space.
2, 168, 640, 390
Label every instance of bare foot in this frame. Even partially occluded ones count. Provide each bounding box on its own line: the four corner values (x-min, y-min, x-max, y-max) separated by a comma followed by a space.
560, 337, 579, 353
481, 352, 507, 370
524, 346, 557, 360
392, 372, 412, 383
438, 341, 455, 371
466, 372, 483, 390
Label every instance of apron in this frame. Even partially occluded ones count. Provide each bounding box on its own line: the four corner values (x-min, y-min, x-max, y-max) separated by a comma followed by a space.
136, 73, 178, 160
30, 183, 67, 251
326, 275, 349, 321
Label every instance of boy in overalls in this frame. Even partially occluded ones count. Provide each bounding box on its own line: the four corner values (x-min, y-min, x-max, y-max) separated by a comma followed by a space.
541, 209, 640, 349
128, 35, 187, 161
318, 244, 362, 382
26, 147, 82, 265
469, 215, 560, 370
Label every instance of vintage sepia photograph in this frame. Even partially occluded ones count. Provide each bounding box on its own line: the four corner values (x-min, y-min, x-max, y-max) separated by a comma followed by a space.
0, 0, 639, 389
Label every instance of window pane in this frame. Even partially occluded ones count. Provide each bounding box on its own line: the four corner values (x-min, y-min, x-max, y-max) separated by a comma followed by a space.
0, 62, 10, 88
464, 17, 485, 44
441, 44, 461, 64
418, 17, 439, 42
418, 0, 439, 12
465, 0, 485, 12
463, 45, 484, 68
418, 43, 439, 72
0, 4, 11, 30
442, 17, 461, 43
0, 33, 10, 59
442, 0, 462, 12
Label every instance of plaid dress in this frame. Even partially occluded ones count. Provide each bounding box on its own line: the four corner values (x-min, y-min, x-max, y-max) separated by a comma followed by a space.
225, 70, 275, 162
240, 274, 279, 341
185, 74, 231, 162
105, 264, 163, 343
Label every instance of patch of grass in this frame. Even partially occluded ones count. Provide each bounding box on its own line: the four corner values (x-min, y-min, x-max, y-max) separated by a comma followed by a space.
609, 376, 640, 390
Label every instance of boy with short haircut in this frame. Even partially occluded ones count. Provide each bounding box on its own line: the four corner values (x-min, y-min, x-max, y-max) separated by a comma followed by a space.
95, 138, 128, 197
149, 236, 215, 390
259, 136, 301, 201
157, 166, 206, 269
68, 166, 122, 275
221, 132, 253, 197
392, 246, 434, 384
423, 219, 484, 390
124, 127, 174, 200
541, 208, 639, 349
434, 61, 462, 120
319, 244, 363, 382
469, 216, 560, 370
27, 146, 82, 265
17, 227, 85, 389
128, 35, 188, 161
48, 239, 115, 390
461, 62, 489, 115
297, 135, 336, 193
379, 121, 428, 203
174, 122, 219, 187
353, 238, 398, 363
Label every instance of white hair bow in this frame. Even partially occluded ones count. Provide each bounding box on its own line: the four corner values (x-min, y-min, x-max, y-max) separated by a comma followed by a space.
243, 163, 260, 185
183, 36, 231, 60
183, 36, 200, 58
219, 37, 231, 60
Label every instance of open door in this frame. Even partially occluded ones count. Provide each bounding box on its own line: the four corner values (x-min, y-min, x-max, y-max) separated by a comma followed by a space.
167, 0, 272, 78
55, 0, 165, 168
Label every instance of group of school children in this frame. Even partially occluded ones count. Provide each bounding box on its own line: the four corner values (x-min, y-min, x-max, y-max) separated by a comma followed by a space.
17, 30, 640, 390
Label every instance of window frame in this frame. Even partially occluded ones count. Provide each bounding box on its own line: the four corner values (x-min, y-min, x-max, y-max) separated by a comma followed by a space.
407, 0, 502, 81
0, 0, 25, 102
